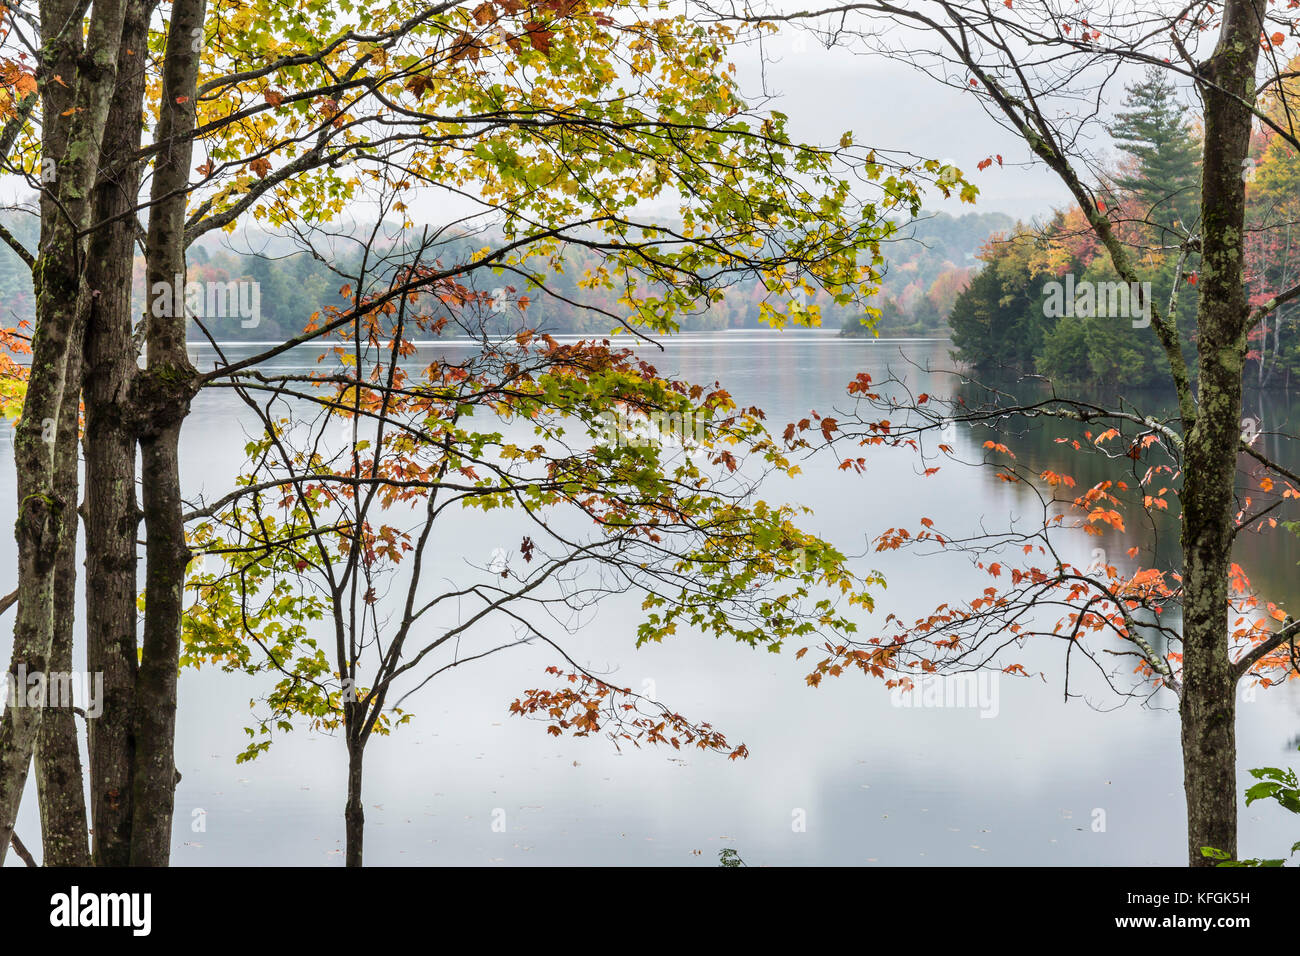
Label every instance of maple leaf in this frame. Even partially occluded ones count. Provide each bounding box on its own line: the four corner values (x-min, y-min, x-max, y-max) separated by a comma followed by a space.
405, 73, 435, 98
449, 31, 481, 61
525, 21, 555, 54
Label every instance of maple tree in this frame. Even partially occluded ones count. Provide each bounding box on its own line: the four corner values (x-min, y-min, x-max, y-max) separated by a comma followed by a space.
0, 0, 964, 865
178, 248, 878, 864
730, 0, 1300, 864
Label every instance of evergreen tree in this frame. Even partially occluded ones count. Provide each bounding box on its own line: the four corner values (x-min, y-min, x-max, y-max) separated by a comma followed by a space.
948, 237, 1049, 372
1109, 68, 1202, 244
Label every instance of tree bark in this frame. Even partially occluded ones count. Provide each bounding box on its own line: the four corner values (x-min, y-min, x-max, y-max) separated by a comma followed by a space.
344, 729, 365, 867
0, 0, 128, 864
1180, 0, 1263, 866
33, 315, 91, 867
83, 0, 151, 867
129, 0, 206, 866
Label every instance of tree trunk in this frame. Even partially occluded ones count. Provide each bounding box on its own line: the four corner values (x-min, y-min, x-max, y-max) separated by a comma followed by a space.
0, 0, 128, 863
128, 0, 206, 866
345, 736, 365, 867
83, 0, 151, 867
33, 318, 91, 867
1180, 0, 1263, 866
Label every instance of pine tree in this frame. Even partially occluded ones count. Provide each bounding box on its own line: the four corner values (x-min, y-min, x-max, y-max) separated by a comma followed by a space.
1109, 67, 1202, 244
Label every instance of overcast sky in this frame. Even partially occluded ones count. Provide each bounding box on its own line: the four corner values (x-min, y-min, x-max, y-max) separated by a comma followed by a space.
727, 28, 1082, 222
1, 11, 1149, 234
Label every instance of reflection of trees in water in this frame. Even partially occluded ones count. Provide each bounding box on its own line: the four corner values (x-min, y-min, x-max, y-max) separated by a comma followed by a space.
837, 363, 1300, 709
944, 373, 1300, 602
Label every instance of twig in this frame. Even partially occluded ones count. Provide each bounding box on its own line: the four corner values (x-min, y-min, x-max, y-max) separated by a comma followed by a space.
9, 832, 37, 867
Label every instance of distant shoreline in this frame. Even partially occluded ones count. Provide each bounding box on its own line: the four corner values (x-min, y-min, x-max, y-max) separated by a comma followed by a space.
190, 332, 955, 348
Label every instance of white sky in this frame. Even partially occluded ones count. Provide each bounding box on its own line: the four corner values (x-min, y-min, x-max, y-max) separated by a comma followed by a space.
3, 9, 1164, 236
728, 29, 1075, 220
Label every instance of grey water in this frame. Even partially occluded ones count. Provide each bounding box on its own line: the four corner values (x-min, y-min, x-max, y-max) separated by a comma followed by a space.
5, 330, 1299, 865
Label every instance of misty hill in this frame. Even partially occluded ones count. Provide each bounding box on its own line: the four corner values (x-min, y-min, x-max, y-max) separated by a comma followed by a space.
0, 209, 1012, 341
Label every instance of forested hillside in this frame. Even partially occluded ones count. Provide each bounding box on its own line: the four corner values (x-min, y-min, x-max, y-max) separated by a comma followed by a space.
839, 210, 1014, 336
0, 209, 1009, 341
0, 213, 35, 329
947, 65, 1300, 389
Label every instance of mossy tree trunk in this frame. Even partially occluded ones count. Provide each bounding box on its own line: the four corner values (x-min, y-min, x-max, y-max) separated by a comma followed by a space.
1179, 0, 1263, 866
82, 0, 152, 868
129, 0, 206, 866
0, 0, 129, 864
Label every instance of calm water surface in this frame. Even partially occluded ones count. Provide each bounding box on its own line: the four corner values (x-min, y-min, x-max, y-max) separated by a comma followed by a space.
6, 330, 1299, 865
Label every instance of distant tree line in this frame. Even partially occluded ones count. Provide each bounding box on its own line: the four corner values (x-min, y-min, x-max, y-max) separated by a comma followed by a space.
0, 209, 1009, 343
839, 210, 1013, 337
947, 65, 1300, 390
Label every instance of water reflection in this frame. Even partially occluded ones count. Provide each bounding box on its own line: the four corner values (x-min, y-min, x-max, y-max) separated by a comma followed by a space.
3, 331, 1297, 865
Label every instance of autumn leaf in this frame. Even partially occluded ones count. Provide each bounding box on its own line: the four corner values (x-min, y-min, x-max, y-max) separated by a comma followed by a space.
525, 20, 555, 54
405, 73, 435, 98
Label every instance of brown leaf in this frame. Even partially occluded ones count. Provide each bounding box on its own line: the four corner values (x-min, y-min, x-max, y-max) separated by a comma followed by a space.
524, 20, 554, 54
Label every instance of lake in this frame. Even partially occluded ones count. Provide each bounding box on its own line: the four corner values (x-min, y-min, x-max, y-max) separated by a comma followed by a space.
5, 330, 1299, 865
